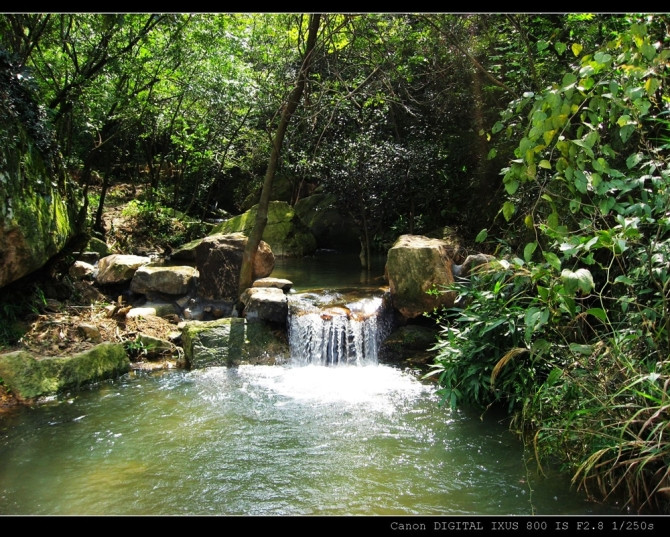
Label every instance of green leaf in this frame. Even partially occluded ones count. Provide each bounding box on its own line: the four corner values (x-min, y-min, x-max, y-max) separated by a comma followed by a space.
626, 152, 644, 169
599, 197, 615, 215
586, 308, 608, 322
505, 179, 519, 195
571, 43, 583, 57
502, 201, 515, 221
561, 72, 577, 89
569, 343, 593, 355
620, 124, 636, 143
524, 241, 537, 262
561, 268, 595, 294
641, 42, 656, 61
574, 170, 588, 194
543, 252, 561, 271
475, 229, 488, 243
538, 159, 551, 169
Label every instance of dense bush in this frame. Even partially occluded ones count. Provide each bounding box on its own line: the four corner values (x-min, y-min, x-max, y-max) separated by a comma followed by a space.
428, 15, 670, 513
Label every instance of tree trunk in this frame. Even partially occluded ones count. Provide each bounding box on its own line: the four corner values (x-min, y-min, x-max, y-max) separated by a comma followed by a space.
237, 14, 321, 303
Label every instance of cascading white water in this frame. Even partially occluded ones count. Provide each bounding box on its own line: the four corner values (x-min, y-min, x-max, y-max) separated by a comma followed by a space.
287, 289, 393, 366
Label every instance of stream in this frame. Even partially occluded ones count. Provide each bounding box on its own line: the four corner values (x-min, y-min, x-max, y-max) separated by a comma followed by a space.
0, 251, 625, 516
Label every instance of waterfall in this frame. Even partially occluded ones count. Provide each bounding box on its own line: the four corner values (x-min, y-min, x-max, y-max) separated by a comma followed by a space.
287, 289, 393, 366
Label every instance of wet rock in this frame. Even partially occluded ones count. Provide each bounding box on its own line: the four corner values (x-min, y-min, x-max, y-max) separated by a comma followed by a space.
134, 333, 177, 359
181, 318, 288, 368
379, 325, 439, 366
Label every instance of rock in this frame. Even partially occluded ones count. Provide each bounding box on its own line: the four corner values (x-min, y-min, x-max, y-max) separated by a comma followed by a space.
125, 302, 178, 319
181, 318, 288, 368
212, 201, 317, 257
294, 192, 360, 252
96, 254, 151, 285
385, 234, 457, 320
78, 323, 102, 343
379, 325, 439, 365
86, 237, 110, 257
134, 333, 177, 359
0, 342, 129, 401
252, 277, 293, 292
130, 265, 197, 296
43, 298, 62, 313
69, 260, 96, 280
195, 233, 274, 301
240, 287, 288, 324
0, 93, 81, 288
452, 253, 496, 278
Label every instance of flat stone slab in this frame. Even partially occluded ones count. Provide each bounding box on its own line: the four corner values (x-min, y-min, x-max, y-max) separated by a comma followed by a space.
252, 277, 293, 292
130, 265, 197, 296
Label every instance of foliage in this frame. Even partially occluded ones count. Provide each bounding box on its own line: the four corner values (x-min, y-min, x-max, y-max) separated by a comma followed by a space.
429, 14, 670, 513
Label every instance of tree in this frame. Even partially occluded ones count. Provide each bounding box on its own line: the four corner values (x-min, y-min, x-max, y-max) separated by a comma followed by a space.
237, 14, 321, 299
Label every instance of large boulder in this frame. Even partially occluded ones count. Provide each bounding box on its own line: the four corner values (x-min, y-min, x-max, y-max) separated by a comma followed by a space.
0, 74, 82, 288
385, 234, 458, 320
195, 233, 274, 301
0, 342, 129, 401
96, 254, 151, 285
294, 193, 360, 252
212, 200, 317, 257
130, 265, 197, 296
180, 318, 288, 368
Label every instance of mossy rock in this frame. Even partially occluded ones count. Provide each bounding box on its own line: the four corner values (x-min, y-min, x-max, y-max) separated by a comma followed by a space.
0, 80, 82, 288
294, 193, 360, 252
0, 342, 129, 401
86, 236, 110, 256
181, 317, 288, 368
212, 201, 316, 257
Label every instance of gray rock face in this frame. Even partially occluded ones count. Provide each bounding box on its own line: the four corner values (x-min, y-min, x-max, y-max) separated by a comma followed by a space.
194, 233, 274, 301
96, 254, 151, 285
385, 234, 457, 320
240, 287, 288, 324
130, 265, 197, 296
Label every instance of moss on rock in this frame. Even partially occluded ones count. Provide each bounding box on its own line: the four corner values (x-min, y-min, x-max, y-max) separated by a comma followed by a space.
212, 201, 316, 257
0, 342, 129, 401
181, 317, 288, 368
